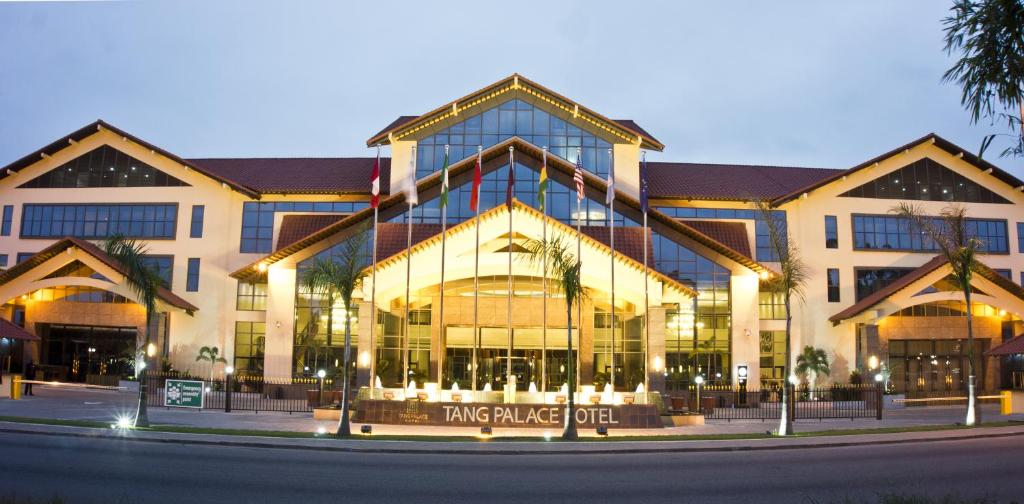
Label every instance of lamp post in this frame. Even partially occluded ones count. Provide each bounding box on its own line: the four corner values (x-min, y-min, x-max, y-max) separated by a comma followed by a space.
694, 375, 704, 414
737, 365, 749, 406
224, 366, 234, 413
317, 369, 326, 407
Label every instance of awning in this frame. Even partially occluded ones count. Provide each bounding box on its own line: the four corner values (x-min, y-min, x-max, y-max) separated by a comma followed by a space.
985, 334, 1024, 357
0, 317, 39, 341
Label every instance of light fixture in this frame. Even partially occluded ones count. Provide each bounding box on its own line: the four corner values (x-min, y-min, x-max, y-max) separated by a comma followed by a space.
359, 351, 370, 367
868, 355, 879, 370
316, 426, 327, 435
595, 426, 608, 436
317, 369, 326, 379
693, 375, 704, 385
874, 373, 884, 383
480, 426, 493, 437
256, 263, 267, 272
737, 365, 749, 379
146, 343, 156, 357
225, 366, 235, 375
759, 271, 770, 280
652, 356, 663, 372
361, 425, 373, 435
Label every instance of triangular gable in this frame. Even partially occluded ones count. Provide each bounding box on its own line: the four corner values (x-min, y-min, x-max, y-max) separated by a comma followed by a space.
18, 144, 190, 189
773, 134, 1024, 205
838, 156, 1009, 203
231, 137, 768, 280
366, 74, 664, 150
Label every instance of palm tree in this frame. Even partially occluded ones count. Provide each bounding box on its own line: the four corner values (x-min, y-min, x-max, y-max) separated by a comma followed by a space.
524, 236, 585, 440
895, 203, 983, 426
756, 200, 809, 436
299, 228, 369, 437
942, 0, 1024, 158
102, 235, 162, 428
795, 346, 830, 400
195, 346, 227, 382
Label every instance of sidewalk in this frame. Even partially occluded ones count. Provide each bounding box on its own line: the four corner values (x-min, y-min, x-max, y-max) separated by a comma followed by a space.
2, 384, 1022, 439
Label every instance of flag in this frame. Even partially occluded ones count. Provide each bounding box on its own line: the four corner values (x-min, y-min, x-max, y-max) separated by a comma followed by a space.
573, 148, 585, 201
470, 147, 482, 213
639, 151, 650, 214
370, 147, 381, 209
605, 150, 615, 206
537, 149, 548, 213
402, 146, 418, 206
505, 146, 515, 208
439, 145, 450, 210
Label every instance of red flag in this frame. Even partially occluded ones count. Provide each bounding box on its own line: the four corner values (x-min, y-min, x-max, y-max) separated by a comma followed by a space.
370, 153, 381, 209
470, 148, 482, 212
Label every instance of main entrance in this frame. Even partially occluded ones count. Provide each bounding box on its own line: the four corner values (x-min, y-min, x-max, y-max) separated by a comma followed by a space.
37, 324, 136, 382
444, 325, 578, 391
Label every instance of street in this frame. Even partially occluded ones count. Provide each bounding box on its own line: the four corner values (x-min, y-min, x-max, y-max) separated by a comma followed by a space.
0, 430, 1020, 503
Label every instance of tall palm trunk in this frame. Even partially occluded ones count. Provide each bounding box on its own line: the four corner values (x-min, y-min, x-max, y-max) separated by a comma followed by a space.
564, 303, 577, 440
778, 296, 793, 436
338, 296, 353, 437
964, 287, 977, 426
136, 310, 151, 428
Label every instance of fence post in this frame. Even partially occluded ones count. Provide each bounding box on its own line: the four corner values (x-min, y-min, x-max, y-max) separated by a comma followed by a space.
786, 383, 795, 422
875, 384, 883, 420
225, 374, 233, 413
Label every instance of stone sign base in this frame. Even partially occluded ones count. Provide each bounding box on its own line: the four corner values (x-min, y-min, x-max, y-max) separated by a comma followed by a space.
352, 400, 663, 429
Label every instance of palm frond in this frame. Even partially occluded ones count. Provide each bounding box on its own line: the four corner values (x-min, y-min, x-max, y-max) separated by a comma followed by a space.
754, 200, 809, 302
521, 235, 586, 309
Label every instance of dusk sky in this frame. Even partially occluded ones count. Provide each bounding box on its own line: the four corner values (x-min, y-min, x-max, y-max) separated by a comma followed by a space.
1, 0, 1020, 175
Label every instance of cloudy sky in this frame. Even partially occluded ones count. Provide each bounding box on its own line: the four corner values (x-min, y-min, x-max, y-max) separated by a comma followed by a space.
0, 0, 1020, 175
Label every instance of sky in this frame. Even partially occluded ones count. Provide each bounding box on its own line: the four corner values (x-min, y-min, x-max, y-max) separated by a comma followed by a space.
0, 0, 1020, 176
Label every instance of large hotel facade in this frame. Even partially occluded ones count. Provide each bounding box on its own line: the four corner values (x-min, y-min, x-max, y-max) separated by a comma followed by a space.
2, 75, 1024, 398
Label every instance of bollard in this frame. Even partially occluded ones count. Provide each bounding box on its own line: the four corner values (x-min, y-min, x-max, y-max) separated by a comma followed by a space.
1001, 390, 1012, 416
11, 375, 21, 400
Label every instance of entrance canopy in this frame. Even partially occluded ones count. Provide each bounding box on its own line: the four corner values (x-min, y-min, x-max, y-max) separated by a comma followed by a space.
0, 317, 39, 341
362, 200, 696, 311
986, 334, 1024, 357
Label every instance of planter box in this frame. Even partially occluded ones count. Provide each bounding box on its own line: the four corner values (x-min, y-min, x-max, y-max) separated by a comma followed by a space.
313, 407, 341, 421
663, 414, 705, 427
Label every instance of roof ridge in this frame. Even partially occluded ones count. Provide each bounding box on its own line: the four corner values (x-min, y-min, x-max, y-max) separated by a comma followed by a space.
648, 160, 839, 171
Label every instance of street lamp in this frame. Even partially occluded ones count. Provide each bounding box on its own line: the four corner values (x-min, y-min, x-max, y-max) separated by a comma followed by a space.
694, 375, 705, 414
317, 369, 326, 407
737, 365, 749, 406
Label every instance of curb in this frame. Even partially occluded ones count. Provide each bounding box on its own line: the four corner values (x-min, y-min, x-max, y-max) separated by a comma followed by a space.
2, 422, 1024, 456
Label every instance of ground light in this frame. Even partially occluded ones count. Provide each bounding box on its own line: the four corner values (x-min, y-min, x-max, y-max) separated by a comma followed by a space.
316, 426, 327, 436
360, 425, 372, 435
479, 426, 493, 438
112, 414, 134, 430
596, 426, 608, 436
543, 431, 552, 441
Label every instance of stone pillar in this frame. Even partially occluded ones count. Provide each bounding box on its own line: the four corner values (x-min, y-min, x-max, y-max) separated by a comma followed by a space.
263, 265, 297, 381
647, 306, 667, 394
730, 273, 761, 387
858, 323, 880, 371
579, 298, 595, 387
356, 300, 374, 388
429, 295, 442, 385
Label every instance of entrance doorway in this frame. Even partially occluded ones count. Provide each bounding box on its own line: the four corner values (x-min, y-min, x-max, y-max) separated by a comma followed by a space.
37, 324, 137, 382
444, 325, 579, 391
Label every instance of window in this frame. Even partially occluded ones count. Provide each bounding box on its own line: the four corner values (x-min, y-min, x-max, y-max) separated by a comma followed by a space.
759, 331, 787, 387
234, 322, 265, 376
17, 145, 189, 189
993, 268, 1012, 280
852, 214, 1008, 254
655, 207, 786, 262
839, 157, 1010, 203
754, 211, 787, 262
190, 205, 204, 238
237, 282, 268, 311
0, 254, 7, 268
416, 98, 614, 179
855, 268, 915, 301
1, 205, 12, 236
20, 203, 178, 239
827, 269, 841, 302
240, 201, 368, 253
1020, 271, 1024, 288
825, 215, 838, 249
16, 252, 35, 264
140, 255, 173, 288
758, 290, 786, 319
186, 258, 200, 292
29, 285, 131, 304
1018, 222, 1024, 253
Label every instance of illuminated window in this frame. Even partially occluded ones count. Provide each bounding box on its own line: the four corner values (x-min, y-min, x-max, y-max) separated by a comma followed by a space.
839, 158, 1009, 203
18, 145, 189, 189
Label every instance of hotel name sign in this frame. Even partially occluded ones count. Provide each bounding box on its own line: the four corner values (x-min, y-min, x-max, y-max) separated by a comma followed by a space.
354, 400, 663, 429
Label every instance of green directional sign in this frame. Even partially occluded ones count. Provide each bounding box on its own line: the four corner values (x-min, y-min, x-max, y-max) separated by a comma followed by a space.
164, 379, 205, 408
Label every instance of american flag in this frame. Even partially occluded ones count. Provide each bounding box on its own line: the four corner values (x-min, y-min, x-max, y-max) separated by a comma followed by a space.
573, 148, 585, 201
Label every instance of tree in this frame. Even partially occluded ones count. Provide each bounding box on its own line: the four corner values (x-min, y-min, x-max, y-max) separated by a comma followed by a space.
756, 200, 809, 436
795, 345, 830, 400
299, 228, 369, 437
524, 236, 585, 440
102, 235, 162, 428
195, 346, 227, 382
942, 0, 1024, 158
895, 203, 983, 426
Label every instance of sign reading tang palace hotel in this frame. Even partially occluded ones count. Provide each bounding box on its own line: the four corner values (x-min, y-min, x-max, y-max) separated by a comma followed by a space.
353, 400, 663, 429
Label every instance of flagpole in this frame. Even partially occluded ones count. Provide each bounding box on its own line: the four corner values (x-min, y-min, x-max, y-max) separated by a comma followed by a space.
438, 144, 449, 388
370, 145, 381, 390
575, 146, 583, 396
506, 145, 514, 397
403, 145, 416, 389
641, 150, 651, 393
472, 146, 482, 392
607, 148, 616, 393
541, 147, 548, 395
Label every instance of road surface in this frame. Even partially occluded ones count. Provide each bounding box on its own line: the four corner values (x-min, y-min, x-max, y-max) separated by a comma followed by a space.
0, 430, 1020, 503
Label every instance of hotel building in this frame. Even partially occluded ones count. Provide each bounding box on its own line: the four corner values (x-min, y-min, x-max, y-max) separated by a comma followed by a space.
2, 74, 1024, 397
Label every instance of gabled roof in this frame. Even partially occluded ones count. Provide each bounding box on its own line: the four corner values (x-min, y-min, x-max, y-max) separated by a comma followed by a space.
366, 74, 664, 151
276, 215, 349, 251
188, 157, 390, 195
0, 317, 39, 341
0, 238, 198, 314
648, 162, 841, 201
773, 134, 1024, 205
0, 120, 260, 198
680, 220, 752, 260
985, 333, 1024, 356
231, 137, 768, 280
828, 255, 1024, 325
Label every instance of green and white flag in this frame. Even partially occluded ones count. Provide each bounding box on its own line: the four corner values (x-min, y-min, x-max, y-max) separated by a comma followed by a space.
440, 145, 450, 209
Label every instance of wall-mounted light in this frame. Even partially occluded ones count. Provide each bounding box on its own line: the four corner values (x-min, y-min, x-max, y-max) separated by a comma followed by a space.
652, 355, 663, 372
358, 351, 370, 367
868, 355, 879, 370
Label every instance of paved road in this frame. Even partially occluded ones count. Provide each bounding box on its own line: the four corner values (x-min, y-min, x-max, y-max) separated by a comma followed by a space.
1, 431, 1021, 503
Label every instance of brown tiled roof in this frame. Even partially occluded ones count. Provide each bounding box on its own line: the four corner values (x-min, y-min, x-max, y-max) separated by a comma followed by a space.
985, 334, 1024, 356
370, 116, 418, 142
374, 223, 444, 262
679, 220, 751, 260
829, 256, 1024, 325
579, 226, 654, 265
612, 120, 660, 146
0, 317, 39, 341
276, 215, 348, 251
0, 238, 198, 314
187, 157, 390, 195
648, 162, 841, 201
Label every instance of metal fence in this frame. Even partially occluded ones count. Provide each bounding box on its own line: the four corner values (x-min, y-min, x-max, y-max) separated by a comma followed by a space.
666, 384, 883, 421
146, 372, 336, 413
